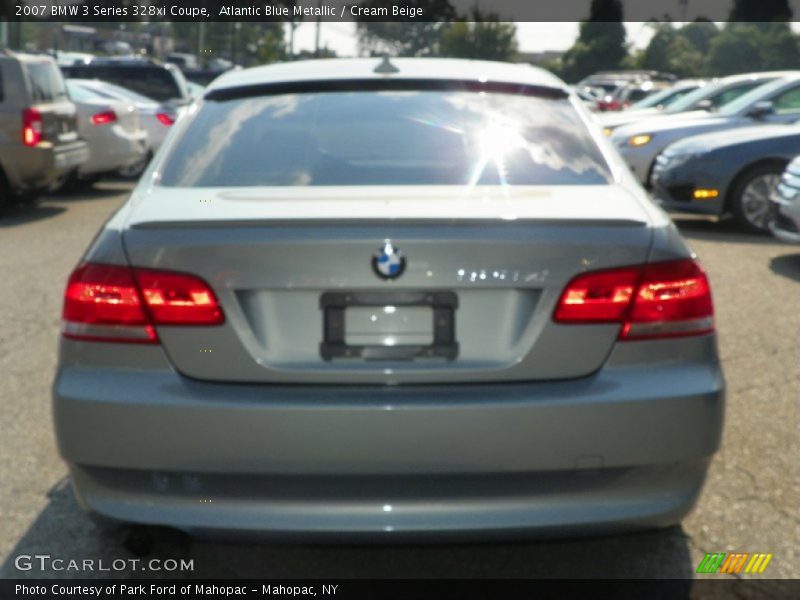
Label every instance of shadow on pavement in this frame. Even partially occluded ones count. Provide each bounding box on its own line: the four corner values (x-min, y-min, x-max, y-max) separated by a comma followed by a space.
672, 217, 776, 246
0, 205, 66, 228
2, 476, 695, 583
769, 253, 800, 283
48, 181, 134, 202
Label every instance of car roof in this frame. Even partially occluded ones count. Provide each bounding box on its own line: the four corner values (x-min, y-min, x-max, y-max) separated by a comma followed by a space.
207, 58, 568, 94
721, 70, 800, 83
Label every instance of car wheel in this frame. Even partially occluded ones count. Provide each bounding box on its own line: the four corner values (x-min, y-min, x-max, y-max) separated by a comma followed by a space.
729, 165, 783, 233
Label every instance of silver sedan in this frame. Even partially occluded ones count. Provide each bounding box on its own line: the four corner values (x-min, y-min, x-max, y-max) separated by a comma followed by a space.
64, 80, 148, 184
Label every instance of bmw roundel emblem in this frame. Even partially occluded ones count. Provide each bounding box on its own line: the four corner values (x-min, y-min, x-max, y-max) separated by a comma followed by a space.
372, 241, 406, 280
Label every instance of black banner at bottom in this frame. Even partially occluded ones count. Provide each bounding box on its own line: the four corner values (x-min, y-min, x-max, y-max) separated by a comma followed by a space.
2, 579, 799, 600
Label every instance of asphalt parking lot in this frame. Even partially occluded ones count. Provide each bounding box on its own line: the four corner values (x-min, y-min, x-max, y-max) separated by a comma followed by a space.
0, 182, 797, 584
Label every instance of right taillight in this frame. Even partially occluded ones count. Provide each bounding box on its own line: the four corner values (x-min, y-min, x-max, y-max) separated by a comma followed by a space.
155, 112, 175, 126
62, 263, 223, 344
554, 259, 714, 341
22, 108, 43, 146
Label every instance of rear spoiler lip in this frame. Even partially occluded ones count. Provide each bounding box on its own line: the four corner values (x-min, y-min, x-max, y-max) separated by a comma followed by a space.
204, 78, 569, 102
128, 218, 647, 230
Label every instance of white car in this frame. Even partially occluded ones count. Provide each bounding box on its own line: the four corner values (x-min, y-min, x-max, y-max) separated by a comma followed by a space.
67, 79, 179, 176
64, 80, 148, 185
599, 71, 795, 136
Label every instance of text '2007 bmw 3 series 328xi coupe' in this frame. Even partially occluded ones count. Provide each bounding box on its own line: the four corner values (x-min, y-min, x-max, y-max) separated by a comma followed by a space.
53, 58, 724, 541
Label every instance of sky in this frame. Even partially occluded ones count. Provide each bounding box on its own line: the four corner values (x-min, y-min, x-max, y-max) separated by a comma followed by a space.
288, 22, 659, 57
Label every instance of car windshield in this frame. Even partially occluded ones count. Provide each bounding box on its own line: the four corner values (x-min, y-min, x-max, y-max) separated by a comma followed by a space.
159, 89, 612, 187
630, 85, 694, 110
718, 78, 789, 117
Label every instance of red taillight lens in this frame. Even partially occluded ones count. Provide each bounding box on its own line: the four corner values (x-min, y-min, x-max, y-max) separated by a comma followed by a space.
62, 263, 223, 343
63, 264, 156, 343
553, 266, 640, 322
22, 108, 43, 146
155, 112, 175, 126
90, 111, 117, 125
554, 259, 714, 341
133, 269, 224, 325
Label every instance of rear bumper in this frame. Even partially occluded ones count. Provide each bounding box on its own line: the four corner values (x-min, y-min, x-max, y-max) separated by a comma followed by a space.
0, 140, 88, 192
79, 129, 147, 176
53, 337, 724, 539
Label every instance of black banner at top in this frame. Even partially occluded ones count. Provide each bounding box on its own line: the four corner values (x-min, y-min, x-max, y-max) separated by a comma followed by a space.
5, 0, 800, 23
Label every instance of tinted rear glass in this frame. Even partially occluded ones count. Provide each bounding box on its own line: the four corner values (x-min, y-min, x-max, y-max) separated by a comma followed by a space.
159, 90, 612, 187
62, 65, 180, 102
26, 61, 68, 103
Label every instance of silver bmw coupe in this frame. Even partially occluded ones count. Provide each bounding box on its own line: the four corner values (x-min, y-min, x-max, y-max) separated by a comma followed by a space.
53, 58, 724, 540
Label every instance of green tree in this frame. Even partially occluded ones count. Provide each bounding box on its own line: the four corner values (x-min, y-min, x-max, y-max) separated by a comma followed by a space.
679, 20, 719, 54
440, 8, 517, 62
705, 24, 768, 75
559, 0, 627, 83
356, 0, 456, 57
663, 36, 704, 78
638, 22, 676, 72
753, 22, 799, 70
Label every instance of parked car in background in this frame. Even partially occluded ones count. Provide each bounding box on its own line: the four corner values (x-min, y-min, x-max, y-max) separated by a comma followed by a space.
574, 86, 602, 111
611, 73, 800, 186
651, 123, 800, 232
600, 72, 792, 135
61, 57, 191, 104
53, 58, 723, 541
0, 51, 88, 209
61, 79, 147, 187
769, 155, 800, 242
579, 71, 676, 112
53, 51, 95, 67
624, 79, 706, 112
67, 79, 179, 177
601, 80, 671, 112
185, 81, 205, 100
166, 52, 200, 71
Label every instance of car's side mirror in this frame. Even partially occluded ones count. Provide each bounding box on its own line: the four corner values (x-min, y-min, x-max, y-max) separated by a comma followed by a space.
745, 101, 775, 119
695, 99, 714, 111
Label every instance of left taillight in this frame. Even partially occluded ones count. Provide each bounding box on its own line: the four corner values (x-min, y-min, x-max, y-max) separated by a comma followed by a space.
554, 258, 714, 341
22, 108, 43, 146
62, 263, 223, 344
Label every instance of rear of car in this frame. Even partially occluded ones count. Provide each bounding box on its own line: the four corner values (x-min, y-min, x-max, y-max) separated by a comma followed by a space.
65, 81, 148, 180
0, 53, 88, 205
53, 58, 724, 540
68, 79, 178, 153
770, 155, 800, 242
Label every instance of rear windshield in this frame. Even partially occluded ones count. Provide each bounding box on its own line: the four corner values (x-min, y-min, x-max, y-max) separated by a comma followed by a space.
159, 90, 612, 187
62, 65, 183, 102
25, 61, 68, 103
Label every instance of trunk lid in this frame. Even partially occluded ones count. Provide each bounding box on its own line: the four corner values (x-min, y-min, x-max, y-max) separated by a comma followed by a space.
122, 185, 654, 384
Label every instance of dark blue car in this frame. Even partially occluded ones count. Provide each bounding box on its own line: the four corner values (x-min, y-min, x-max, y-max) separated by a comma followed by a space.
650, 123, 800, 232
